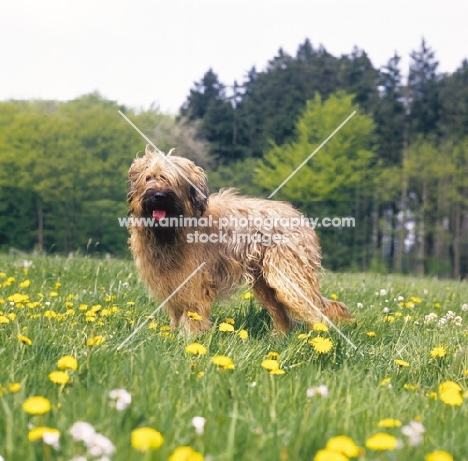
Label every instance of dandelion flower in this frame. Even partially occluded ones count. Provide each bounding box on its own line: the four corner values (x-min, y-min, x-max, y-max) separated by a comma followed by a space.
310, 336, 333, 354
378, 418, 402, 428
314, 449, 348, 461
86, 336, 105, 346
211, 355, 235, 370
185, 343, 207, 355
394, 359, 410, 367
425, 451, 453, 461
28, 426, 60, 444
224, 317, 235, 325
237, 329, 248, 340
0, 315, 9, 324
218, 322, 234, 332
48, 371, 71, 385
267, 351, 280, 360
365, 432, 398, 451
58, 355, 78, 371
8, 382, 21, 393
325, 435, 359, 457
187, 311, 202, 321
17, 334, 32, 346
297, 333, 308, 340
23, 396, 51, 415
261, 359, 280, 371
430, 346, 447, 358
131, 427, 164, 451
312, 322, 329, 332
19, 280, 30, 288
169, 446, 204, 461
366, 331, 376, 337
241, 292, 253, 300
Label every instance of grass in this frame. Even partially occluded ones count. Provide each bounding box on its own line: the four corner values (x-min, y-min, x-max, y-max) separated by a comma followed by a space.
0, 254, 467, 460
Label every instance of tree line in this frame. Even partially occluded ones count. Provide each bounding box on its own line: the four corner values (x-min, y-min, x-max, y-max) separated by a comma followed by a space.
1, 38, 468, 278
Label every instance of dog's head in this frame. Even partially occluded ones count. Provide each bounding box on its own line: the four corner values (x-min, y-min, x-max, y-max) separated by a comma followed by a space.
128, 146, 209, 239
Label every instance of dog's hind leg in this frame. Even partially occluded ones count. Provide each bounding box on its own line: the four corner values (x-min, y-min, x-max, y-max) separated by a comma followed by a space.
253, 276, 296, 333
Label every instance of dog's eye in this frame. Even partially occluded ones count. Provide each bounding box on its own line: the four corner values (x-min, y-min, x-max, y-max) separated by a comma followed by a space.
145, 175, 151, 182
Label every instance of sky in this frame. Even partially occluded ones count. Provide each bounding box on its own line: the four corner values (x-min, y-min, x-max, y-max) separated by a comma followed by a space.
1, 0, 467, 115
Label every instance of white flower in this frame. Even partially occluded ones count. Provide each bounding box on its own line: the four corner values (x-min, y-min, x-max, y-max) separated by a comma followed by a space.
357, 302, 363, 308
23, 260, 33, 268
454, 316, 463, 326
70, 422, 96, 444
109, 388, 131, 411
438, 317, 447, 326
423, 289, 428, 295
401, 420, 425, 446
86, 433, 115, 457
446, 310, 456, 319
382, 307, 389, 314
43, 431, 60, 450
462, 303, 468, 311
397, 296, 404, 301
307, 385, 328, 398
0, 455, 5, 461
70, 457, 87, 461
380, 289, 387, 296
192, 416, 206, 436
424, 313, 437, 324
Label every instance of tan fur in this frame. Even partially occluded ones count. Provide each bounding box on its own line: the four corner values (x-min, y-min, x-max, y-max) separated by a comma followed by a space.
128, 147, 352, 333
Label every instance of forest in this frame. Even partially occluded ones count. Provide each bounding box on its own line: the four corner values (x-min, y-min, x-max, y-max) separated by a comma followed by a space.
1, 38, 468, 278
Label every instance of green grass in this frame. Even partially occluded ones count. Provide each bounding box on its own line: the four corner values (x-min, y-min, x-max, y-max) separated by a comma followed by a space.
0, 254, 467, 460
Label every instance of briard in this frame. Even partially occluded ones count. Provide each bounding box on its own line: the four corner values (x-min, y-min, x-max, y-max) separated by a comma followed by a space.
128, 146, 352, 333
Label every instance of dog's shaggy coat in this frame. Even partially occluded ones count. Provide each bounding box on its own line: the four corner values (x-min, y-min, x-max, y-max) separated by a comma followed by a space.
128, 147, 352, 332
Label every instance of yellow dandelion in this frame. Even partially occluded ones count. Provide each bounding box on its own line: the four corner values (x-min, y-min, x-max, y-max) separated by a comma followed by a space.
314, 449, 348, 461
330, 293, 338, 300
267, 351, 280, 360
237, 329, 248, 339
383, 315, 395, 323
439, 381, 463, 406
241, 292, 253, 300
380, 377, 391, 387
148, 321, 158, 329
410, 296, 422, 303
197, 371, 205, 378
378, 418, 402, 428
17, 334, 32, 346
187, 311, 202, 321
427, 392, 438, 400
127, 301, 135, 306
297, 333, 308, 340
218, 322, 235, 332
309, 336, 333, 354
79, 304, 88, 311
269, 368, 286, 375
8, 382, 21, 393
430, 346, 447, 358
394, 359, 410, 367
28, 426, 60, 442
261, 359, 280, 371
57, 356, 78, 372
211, 355, 235, 370
225, 317, 235, 325
86, 335, 105, 346
365, 432, 398, 451
325, 435, 359, 457
23, 396, 51, 415
312, 322, 329, 332
404, 383, 419, 391
49, 291, 58, 297
48, 371, 71, 385
8, 313, 17, 320
185, 343, 207, 355
434, 302, 440, 308
366, 331, 376, 337
425, 451, 453, 461
0, 315, 10, 324
168, 446, 204, 461
19, 280, 30, 288
131, 427, 164, 452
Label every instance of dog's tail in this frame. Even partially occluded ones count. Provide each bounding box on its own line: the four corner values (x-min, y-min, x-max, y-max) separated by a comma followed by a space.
321, 297, 353, 322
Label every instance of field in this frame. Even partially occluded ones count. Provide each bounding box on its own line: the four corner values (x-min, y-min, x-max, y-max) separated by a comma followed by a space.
0, 254, 467, 461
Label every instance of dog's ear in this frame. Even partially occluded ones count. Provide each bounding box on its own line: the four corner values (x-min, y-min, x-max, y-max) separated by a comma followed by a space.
189, 167, 209, 216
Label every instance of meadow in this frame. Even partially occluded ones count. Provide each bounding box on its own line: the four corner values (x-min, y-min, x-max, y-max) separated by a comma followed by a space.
0, 254, 467, 461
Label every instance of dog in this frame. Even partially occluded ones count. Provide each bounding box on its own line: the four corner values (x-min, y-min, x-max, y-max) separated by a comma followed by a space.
127, 146, 352, 333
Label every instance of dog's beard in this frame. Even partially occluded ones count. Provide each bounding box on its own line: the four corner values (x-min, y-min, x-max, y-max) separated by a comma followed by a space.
141, 189, 186, 245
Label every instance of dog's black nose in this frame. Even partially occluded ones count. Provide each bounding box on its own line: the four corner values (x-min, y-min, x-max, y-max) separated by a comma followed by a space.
153, 192, 167, 200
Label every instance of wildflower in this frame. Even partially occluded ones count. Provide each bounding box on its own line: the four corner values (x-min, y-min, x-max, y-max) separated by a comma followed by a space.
380, 377, 391, 387
187, 311, 202, 321
401, 420, 425, 446
325, 435, 359, 457
425, 313, 438, 324
238, 329, 248, 339
86, 335, 105, 346
394, 359, 410, 367
462, 303, 468, 311
330, 293, 338, 300
49, 291, 58, 297
314, 449, 348, 461
211, 355, 235, 370
430, 346, 447, 358
225, 317, 235, 325
17, 334, 32, 346
87, 432, 115, 457
127, 301, 135, 306
169, 446, 204, 461
404, 383, 419, 391
365, 432, 398, 450
19, 280, 30, 288
0, 315, 9, 324
58, 355, 78, 371
313, 322, 329, 332
109, 388, 131, 410
410, 296, 422, 303
438, 381, 463, 406
241, 291, 253, 300
48, 371, 71, 385
310, 337, 333, 354
366, 331, 376, 337
218, 322, 234, 332
191, 416, 206, 435
378, 418, 402, 428
269, 368, 286, 375
261, 359, 280, 371
380, 289, 387, 296
8, 382, 21, 393
28, 427, 60, 449
69, 422, 96, 444
425, 451, 454, 461
383, 315, 394, 323
23, 396, 51, 415
297, 333, 308, 339
307, 385, 329, 398
267, 351, 280, 360
131, 427, 164, 451
185, 343, 207, 355
357, 302, 363, 308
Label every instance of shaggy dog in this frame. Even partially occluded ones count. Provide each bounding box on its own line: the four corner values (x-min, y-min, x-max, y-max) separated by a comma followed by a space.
128, 146, 352, 333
